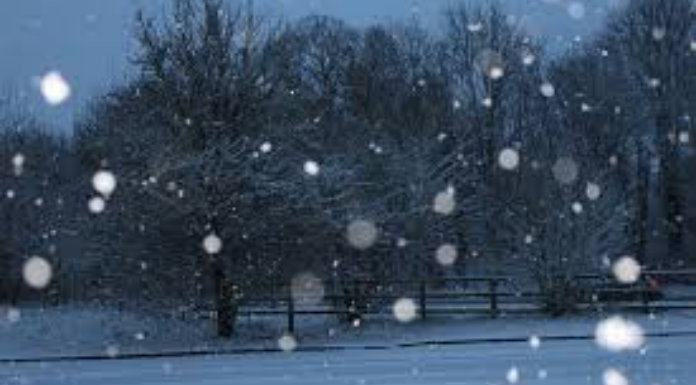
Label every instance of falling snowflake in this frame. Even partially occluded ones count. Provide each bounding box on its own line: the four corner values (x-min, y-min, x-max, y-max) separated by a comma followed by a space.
40, 71, 71, 106
467, 22, 483, 33
433, 187, 456, 215
612, 256, 641, 284
537, 369, 548, 380
522, 52, 536, 66
105, 344, 120, 358
571, 202, 583, 214
393, 298, 418, 323
291, 273, 325, 306
652, 27, 666, 41
202, 233, 223, 255
603, 368, 629, 385
679, 131, 690, 144
435, 244, 458, 266
92, 170, 117, 197
489, 66, 505, 80
2, 307, 21, 324
278, 333, 298, 352
524, 234, 534, 244
529, 335, 541, 349
567, 2, 586, 20
552, 157, 579, 185
498, 148, 520, 170
88, 196, 106, 214
595, 315, 645, 352
22, 256, 52, 289
397, 238, 409, 248
586, 182, 602, 201
259, 142, 273, 153
346, 220, 378, 250
11, 153, 25, 175
303, 160, 320, 176
506, 366, 520, 384
540, 82, 555, 98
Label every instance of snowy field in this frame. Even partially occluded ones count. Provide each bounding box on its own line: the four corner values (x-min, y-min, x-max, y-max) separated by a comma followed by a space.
2, 332, 695, 385
2, 305, 696, 360
1, 306, 696, 384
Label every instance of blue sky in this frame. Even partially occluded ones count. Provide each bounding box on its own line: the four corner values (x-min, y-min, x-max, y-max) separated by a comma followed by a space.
0, 0, 618, 133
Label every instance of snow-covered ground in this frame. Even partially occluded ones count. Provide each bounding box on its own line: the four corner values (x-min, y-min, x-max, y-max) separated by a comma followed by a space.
2, 304, 696, 360
2, 331, 695, 385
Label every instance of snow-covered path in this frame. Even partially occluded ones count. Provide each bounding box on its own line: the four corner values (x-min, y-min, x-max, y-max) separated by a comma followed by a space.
2, 334, 693, 385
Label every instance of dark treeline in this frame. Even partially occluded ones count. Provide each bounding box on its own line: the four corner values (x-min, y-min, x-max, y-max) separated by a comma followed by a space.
1, 0, 695, 334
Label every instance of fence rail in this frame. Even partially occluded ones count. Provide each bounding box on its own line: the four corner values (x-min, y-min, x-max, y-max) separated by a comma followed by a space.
228, 272, 696, 334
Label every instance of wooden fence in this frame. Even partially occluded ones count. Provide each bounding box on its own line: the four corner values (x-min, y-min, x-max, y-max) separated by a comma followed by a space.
233, 271, 696, 334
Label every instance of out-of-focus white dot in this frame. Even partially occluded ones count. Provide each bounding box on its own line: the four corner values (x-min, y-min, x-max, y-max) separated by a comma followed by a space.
586, 182, 602, 201
291, 272, 325, 306
552, 157, 579, 185
603, 368, 629, 385
467, 22, 483, 32
162, 362, 173, 375
88, 196, 106, 214
202, 233, 223, 254
393, 298, 418, 323
346, 220, 378, 250
522, 52, 536, 66
436, 244, 458, 266
499, 148, 520, 170
433, 187, 456, 215
303, 160, 320, 176
489, 66, 505, 80
537, 369, 548, 380
652, 27, 666, 41
6, 190, 15, 199
12, 153, 26, 176
260, 142, 272, 153
612, 256, 641, 284
11, 153, 25, 167
572, 202, 583, 214
524, 234, 534, 244
506, 366, 520, 384
482, 97, 493, 108
40, 71, 71, 106
134, 332, 145, 341
278, 333, 298, 352
529, 335, 541, 349
679, 131, 690, 144
595, 315, 645, 352
540, 82, 555, 98
567, 2, 586, 19
22, 256, 52, 289
2, 307, 21, 323
105, 345, 120, 358
92, 170, 117, 197
397, 238, 409, 248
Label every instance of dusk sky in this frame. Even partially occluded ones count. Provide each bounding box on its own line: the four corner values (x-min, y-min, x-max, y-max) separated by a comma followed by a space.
0, 0, 620, 133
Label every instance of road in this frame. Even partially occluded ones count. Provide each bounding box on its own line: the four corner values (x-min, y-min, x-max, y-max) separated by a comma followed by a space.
1, 334, 692, 385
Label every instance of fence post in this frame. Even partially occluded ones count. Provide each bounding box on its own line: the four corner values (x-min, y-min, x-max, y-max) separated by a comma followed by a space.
489, 279, 499, 318
287, 289, 295, 334
419, 280, 427, 320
